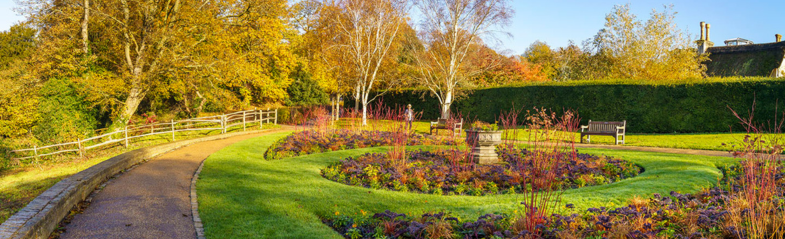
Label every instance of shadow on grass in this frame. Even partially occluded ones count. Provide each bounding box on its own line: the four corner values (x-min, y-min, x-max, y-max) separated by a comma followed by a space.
197, 131, 739, 239
0, 175, 64, 222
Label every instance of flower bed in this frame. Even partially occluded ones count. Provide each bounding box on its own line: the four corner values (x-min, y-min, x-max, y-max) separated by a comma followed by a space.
324, 161, 785, 239
321, 147, 641, 196
264, 130, 459, 160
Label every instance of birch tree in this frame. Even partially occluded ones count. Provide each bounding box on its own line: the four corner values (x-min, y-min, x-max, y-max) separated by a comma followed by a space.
333, 0, 408, 125
413, 0, 511, 118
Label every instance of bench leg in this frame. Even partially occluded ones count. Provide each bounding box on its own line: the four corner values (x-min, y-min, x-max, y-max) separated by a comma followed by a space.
586, 135, 591, 143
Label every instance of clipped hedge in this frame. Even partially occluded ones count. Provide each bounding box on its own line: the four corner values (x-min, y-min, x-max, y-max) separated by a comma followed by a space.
349, 79, 785, 133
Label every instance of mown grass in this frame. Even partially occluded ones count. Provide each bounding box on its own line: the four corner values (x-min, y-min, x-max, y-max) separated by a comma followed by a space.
0, 123, 279, 224
507, 130, 772, 151
345, 120, 762, 151
197, 131, 738, 238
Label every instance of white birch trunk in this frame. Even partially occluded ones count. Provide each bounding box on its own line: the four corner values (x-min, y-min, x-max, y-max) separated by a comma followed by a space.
81, 0, 89, 54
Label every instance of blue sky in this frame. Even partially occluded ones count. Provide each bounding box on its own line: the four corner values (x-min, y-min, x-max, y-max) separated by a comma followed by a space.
504, 0, 785, 54
1, 0, 782, 55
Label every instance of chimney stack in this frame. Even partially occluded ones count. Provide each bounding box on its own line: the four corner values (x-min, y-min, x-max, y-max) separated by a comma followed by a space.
706, 24, 711, 42
777, 34, 782, 43
700, 22, 706, 41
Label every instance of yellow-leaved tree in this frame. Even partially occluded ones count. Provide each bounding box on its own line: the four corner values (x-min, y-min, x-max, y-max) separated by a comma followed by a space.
589, 4, 707, 80
17, 0, 298, 126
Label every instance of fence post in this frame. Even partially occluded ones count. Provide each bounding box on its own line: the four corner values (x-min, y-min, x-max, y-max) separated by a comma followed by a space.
259, 109, 263, 129
171, 119, 176, 141
222, 115, 226, 134
266, 108, 270, 124
243, 111, 246, 131
124, 126, 129, 148
33, 145, 38, 163
77, 138, 83, 157
274, 108, 278, 125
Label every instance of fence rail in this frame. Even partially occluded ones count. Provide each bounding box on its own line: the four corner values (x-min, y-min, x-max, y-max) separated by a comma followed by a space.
9, 108, 278, 161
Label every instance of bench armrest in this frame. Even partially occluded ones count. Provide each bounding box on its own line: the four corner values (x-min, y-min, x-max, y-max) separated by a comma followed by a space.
616, 126, 625, 133
580, 125, 588, 132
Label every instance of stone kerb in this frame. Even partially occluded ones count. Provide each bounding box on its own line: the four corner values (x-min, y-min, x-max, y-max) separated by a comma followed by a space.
0, 130, 265, 239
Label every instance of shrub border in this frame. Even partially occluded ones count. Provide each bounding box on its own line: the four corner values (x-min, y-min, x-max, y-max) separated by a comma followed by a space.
0, 130, 267, 239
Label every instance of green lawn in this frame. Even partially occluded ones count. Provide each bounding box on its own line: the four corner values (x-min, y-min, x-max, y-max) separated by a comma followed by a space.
197, 131, 738, 238
507, 130, 769, 151
383, 120, 768, 151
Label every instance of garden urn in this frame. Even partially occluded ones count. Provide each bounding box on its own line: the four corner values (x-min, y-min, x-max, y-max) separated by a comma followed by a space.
465, 130, 503, 164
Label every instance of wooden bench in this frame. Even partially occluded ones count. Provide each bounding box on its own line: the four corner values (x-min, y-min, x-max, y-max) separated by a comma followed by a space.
430, 118, 463, 137
580, 120, 626, 145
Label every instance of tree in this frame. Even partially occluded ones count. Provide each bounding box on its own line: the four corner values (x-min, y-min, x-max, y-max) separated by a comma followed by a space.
0, 25, 35, 70
285, 66, 330, 107
332, 0, 409, 125
413, 0, 512, 119
522, 40, 556, 79
215, 0, 298, 108
471, 46, 547, 87
17, 0, 297, 126
588, 4, 706, 80
294, 0, 356, 121
0, 24, 38, 138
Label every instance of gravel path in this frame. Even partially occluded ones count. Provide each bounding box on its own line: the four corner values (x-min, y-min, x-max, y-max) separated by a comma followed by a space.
58, 128, 289, 239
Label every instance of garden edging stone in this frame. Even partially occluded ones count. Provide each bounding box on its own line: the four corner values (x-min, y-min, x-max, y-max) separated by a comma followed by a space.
0, 129, 271, 239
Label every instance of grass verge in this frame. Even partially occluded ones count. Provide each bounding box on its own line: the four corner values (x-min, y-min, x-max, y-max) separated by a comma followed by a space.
197, 131, 738, 238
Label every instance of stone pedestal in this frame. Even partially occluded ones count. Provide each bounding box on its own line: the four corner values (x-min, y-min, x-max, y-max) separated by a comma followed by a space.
465, 130, 502, 164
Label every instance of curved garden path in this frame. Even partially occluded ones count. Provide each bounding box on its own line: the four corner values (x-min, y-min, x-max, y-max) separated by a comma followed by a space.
57, 127, 291, 239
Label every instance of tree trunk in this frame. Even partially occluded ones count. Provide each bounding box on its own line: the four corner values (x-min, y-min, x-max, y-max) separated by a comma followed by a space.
330, 95, 336, 122
332, 94, 342, 121
121, 85, 146, 124
354, 84, 360, 112
361, 100, 368, 126
361, 91, 370, 126
81, 0, 89, 54
336, 94, 342, 120
440, 90, 453, 119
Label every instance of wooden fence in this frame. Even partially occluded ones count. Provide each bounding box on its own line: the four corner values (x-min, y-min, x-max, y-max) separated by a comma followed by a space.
8, 108, 278, 161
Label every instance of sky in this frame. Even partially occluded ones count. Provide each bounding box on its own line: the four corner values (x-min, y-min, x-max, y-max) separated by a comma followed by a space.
1, 0, 783, 55
503, 0, 785, 54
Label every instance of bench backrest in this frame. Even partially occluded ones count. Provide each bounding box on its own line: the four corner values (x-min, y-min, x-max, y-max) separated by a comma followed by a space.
437, 118, 463, 126
586, 120, 625, 132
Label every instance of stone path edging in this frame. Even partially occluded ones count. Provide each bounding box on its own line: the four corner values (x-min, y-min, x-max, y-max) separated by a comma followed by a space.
190, 157, 207, 239
0, 129, 275, 239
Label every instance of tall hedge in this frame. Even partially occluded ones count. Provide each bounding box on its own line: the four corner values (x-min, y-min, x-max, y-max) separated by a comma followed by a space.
348, 80, 785, 133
